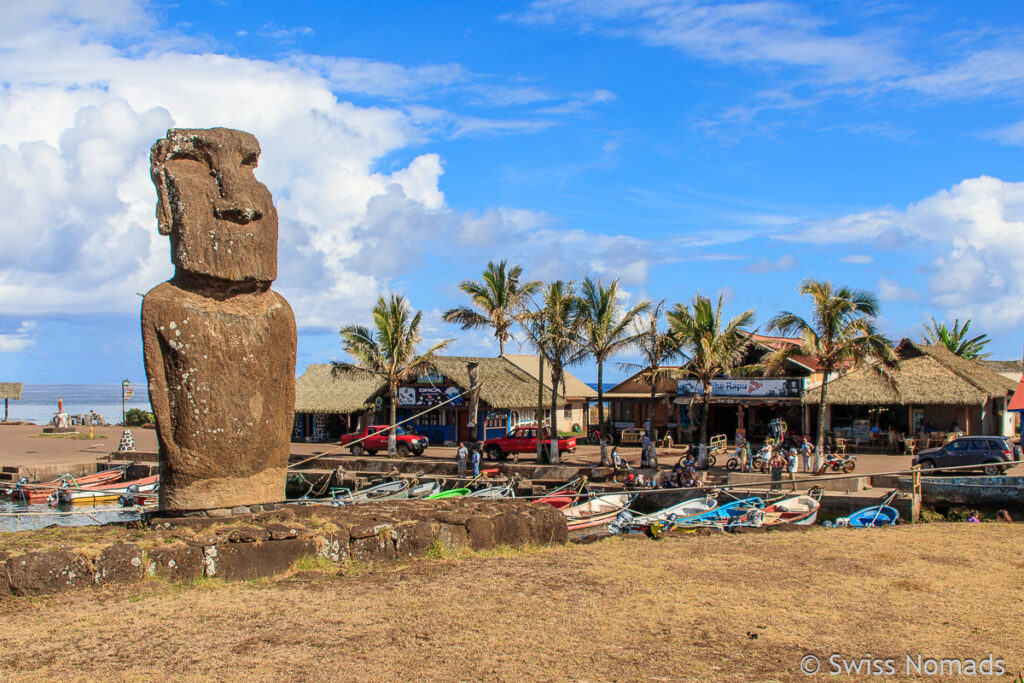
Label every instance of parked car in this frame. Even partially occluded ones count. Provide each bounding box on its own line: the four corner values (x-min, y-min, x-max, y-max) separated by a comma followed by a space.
339, 425, 429, 457
912, 435, 1018, 475
482, 425, 576, 461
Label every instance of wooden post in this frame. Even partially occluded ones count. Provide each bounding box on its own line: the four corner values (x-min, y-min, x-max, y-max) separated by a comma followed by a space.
3, 398, 7, 422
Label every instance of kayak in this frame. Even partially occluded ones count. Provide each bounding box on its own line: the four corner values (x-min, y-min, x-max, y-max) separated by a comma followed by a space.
8, 468, 126, 503
760, 495, 820, 526
562, 493, 633, 531
56, 475, 159, 505
843, 505, 899, 527
534, 493, 578, 509
425, 488, 471, 500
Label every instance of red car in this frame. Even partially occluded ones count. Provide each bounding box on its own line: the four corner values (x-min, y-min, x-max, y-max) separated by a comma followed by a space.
482, 425, 576, 461
339, 425, 429, 457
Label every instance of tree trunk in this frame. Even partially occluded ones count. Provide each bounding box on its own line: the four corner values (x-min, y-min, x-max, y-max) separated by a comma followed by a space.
816, 377, 828, 471
388, 388, 397, 457
549, 369, 561, 465
536, 352, 546, 464
499, 336, 504, 357
697, 381, 710, 468
647, 379, 658, 469
598, 360, 609, 466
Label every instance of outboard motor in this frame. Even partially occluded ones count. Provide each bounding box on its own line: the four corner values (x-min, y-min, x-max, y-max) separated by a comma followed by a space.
118, 483, 141, 507
608, 509, 634, 535
11, 476, 28, 500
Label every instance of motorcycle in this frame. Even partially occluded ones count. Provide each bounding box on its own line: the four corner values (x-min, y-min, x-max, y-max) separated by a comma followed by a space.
726, 446, 766, 472
816, 453, 857, 475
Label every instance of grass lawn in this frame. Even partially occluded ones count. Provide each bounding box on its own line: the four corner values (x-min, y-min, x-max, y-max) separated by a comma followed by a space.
0, 523, 1020, 681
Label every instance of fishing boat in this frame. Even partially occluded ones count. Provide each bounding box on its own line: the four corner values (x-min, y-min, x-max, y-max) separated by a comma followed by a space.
408, 481, 441, 499
629, 495, 718, 528
342, 479, 411, 504
8, 468, 126, 503
562, 493, 633, 531
424, 487, 471, 500
56, 475, 159, 505
760, 495, 820, 526
676, 497, 765, 527
842, 505, 899, 527
467, 485, 516, 498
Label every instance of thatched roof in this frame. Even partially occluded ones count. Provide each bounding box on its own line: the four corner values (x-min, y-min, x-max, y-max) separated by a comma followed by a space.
502, 354, 597, 399
801, 340, 1017, 407
294, 365, 382, 414
0, 383, 23, 400
294, 356, 561, 415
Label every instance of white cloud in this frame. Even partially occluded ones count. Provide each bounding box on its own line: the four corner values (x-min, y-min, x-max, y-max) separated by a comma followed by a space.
840, 254, 873, 264
788, 176, 1024, 327
745, 254, 798, 273
980, 120, 1024, 147
877, 277, 920, 302
0, 321, 37, 353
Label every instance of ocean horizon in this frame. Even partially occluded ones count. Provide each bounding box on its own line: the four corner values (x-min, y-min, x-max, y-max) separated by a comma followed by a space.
4, 384, 153, 425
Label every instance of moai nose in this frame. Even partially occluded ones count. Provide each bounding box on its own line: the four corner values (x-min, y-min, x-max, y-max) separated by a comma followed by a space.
213, 169, 264, 224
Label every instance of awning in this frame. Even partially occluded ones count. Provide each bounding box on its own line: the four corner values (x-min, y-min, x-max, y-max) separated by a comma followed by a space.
673, 396, 799, 405
1009, 377, 1024, 411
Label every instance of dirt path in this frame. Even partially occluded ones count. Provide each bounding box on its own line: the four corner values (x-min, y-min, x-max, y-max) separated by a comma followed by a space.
0, 523, 1019, 681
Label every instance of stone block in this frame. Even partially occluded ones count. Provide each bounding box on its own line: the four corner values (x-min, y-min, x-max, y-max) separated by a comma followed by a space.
146, 544, 205, 581
465, 516, 495, 550
265, 523, 299, 540
434, 523, 468, 552
226, 526, 270, 543
393, 520, 435, 557
350, 533, 395, 563
205, 539, 315, 581
315, 530, 350, 563
95, 544, 145, 586
6, 551, 92, 596
490, 511, 532, 547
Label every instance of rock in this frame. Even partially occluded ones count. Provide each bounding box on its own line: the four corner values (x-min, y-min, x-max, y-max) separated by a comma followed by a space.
265, 523, 299, 540
393, 520, 435, 557
316, 530, 350, 563
95, 544, 145, 585
142, 127, 296, 512
226, 526, 269, 543
490, 511, 532, 547
350, 534, 395, 563
147, 545, 205, 581
465, 516, 495, 550
434, 523, 468, 551
205, 539, 315, 581
6, 551, 92, 596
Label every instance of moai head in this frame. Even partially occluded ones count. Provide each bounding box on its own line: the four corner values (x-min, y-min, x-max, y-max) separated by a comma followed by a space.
151, 128, 278, 283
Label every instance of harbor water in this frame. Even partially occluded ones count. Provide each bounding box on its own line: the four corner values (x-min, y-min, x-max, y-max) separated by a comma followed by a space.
4, 384, 153, 425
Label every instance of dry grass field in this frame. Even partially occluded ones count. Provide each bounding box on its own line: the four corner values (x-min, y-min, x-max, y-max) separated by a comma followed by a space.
0, 523, 1021, 681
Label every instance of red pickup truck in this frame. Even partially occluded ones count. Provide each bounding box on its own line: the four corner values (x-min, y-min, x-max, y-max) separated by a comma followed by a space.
482, 426, 576, 461
340, 425, 429, 457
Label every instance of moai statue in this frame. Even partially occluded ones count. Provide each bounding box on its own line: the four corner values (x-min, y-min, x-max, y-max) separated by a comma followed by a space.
142, 128, 296, 512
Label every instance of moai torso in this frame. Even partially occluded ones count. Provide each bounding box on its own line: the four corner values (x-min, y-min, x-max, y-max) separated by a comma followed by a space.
142, 128, 296, 511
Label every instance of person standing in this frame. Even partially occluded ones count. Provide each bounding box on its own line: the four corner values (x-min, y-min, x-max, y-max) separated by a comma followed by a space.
786, 448, 798, 491
800, 437, 814, 473
456, 442, 468, 477
470, 446, 481, 477
640, 431, 651, 468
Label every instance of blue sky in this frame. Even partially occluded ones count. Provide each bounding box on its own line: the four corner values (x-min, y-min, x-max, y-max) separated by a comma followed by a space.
1, 0, 1022, 386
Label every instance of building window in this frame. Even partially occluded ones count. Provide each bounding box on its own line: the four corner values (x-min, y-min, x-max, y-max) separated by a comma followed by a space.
564, 404, 572, 419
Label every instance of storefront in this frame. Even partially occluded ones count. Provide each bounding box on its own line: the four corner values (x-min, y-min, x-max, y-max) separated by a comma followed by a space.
674, 377, 805, 444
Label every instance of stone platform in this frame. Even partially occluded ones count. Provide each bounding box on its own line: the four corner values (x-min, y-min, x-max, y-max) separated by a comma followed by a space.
0, 499, 568, 597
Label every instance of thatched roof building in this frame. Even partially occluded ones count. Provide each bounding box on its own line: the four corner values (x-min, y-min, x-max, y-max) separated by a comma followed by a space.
294, 356, 564, 415
801, 340, 1016, 407
0, 382, 23, 400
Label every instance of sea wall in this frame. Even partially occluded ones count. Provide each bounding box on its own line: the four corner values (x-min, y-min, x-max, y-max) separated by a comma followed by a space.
0, 499, 568, 597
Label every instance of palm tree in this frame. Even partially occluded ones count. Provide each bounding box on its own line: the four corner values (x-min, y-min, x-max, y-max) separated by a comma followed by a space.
442, 260, 541, 356
618, 302, 681, 469
580, 277, 651, 466
921, 317, 991, 360
517, 304, 548, 464
667, 293, 756, 468
536, 281, 588, 464
768, 280, 897, 469
334, 294, 452, 457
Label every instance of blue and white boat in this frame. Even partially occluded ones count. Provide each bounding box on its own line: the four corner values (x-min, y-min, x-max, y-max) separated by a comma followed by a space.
843, 505, 899, 527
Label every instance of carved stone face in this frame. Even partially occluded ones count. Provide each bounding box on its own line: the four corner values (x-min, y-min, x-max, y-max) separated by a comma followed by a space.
151, 128, 278, 283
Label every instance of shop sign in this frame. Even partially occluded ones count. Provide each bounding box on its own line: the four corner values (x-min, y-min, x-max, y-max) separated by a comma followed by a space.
398, 385, 463, 407
676, 378, 802, 398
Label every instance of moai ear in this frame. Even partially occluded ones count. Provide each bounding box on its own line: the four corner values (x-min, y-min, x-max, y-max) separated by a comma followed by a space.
150, 138, 173, 236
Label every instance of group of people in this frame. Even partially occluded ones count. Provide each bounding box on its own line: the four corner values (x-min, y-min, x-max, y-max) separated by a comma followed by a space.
454, 442, 482, 477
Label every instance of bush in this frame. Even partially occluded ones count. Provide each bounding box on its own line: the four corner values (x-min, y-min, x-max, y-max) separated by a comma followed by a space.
124, 408, 155, 426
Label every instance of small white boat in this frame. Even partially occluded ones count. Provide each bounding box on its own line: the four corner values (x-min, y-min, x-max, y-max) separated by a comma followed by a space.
562, 493, 634, 531
408, 481, 441, 499
467, 485, 516, 498
630, 495, 718, 527
760, 495, 820, 526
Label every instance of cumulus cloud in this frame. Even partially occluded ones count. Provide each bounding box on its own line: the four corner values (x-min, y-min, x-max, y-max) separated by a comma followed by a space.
877, 278, 920, 302
786, 176, 1024, 327
0, 321, 37, 353
0, 0, 631, 331
840, 254, 873, 264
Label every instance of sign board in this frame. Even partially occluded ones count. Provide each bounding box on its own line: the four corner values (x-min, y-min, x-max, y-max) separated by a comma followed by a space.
852, 419, 870, 441
735, 429, 746, 446
398, 386, 463, 407
676, 378, 802, 398
416, 373, 445, 384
